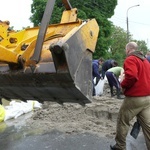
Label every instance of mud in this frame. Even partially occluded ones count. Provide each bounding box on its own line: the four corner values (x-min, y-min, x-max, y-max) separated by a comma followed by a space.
26, 83, 125, 138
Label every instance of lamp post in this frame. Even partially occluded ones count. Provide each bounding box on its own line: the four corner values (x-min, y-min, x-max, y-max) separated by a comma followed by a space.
126, 4, 140, 42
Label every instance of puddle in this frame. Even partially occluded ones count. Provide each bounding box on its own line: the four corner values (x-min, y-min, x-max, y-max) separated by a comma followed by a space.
0, 112, 47, 147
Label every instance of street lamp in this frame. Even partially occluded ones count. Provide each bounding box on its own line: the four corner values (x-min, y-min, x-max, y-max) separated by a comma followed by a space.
126, 4, 140, 42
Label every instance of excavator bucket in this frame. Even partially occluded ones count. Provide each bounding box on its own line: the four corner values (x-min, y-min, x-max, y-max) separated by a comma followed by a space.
0, 0, 99, 104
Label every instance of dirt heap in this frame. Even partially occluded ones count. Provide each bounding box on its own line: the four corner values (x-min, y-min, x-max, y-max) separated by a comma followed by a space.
27, 83, 125, 138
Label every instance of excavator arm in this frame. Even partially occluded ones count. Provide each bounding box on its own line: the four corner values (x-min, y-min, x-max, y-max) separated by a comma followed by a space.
0, 0, 99, 104
62, 0, 72, 10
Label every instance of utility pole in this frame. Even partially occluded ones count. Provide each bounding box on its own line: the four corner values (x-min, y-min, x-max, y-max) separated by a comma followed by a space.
126, 4, 140, 42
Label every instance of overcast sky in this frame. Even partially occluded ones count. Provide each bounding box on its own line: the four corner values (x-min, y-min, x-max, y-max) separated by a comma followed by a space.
110, 0, 150, 48
1, 0, 150, 47
0, 0, 33, 30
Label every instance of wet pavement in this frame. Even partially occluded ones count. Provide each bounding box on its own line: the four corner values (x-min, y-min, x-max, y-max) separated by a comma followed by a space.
0, 113, 148, 150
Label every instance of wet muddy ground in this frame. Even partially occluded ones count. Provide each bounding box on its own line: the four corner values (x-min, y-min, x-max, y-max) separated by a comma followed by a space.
0, 113, 147, 150
0, 97, 147, 150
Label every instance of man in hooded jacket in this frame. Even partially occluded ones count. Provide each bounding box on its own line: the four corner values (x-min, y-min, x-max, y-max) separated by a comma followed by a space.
111, 42, 150, 150
92, 58, 104, 96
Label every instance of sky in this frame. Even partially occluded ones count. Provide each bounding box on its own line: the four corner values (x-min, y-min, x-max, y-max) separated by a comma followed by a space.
0, 0, 33, 30
110, 0, 150, 48
1, 0, 150, 47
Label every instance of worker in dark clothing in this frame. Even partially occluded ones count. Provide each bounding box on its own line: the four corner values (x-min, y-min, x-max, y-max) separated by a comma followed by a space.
92, 58, 104, 96
101, 59, 118, 78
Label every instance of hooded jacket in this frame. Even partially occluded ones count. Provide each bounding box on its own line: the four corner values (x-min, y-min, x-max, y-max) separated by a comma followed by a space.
92, 60, 101, 79
121, 51, 150, 96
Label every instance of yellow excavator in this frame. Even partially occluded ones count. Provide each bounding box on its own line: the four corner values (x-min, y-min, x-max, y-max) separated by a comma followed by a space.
0, 0, 99, 104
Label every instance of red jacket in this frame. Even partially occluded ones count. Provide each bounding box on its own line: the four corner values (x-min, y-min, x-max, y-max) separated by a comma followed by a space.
121, 53, 150, 96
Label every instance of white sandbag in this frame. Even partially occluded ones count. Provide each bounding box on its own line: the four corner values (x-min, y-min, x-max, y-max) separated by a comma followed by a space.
27, 100, 42, 109
95, 79, 106, 96
4, 100, 42, 121
93, 77, 96, 84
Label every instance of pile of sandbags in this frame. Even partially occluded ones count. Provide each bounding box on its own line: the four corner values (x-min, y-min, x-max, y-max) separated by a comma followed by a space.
0, 100, 42, 122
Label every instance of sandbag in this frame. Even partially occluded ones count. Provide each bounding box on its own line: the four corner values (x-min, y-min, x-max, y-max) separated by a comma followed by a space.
4, 100, 42, 121
95, 79, 106, 96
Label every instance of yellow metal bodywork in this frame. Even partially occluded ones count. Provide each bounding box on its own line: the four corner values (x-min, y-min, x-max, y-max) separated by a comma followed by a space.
60, 8, 78, 23
0, 8, 99, 67
0, 20, 10, 40
0, 0, 100, 104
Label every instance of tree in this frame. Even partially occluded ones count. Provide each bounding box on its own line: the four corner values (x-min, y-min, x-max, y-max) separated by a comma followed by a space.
133, 40, 149, 55
68, 0, 117, 59
108, 25, 149, 65
30, 0, 46, 26
107, 25, 127, 65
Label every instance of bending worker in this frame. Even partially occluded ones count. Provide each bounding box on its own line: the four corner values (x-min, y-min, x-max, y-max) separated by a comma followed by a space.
105, 66, 124, 99
101, 59, 118, 78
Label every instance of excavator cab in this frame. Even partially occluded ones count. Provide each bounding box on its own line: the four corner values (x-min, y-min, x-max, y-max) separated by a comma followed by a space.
0, 0, 99, 104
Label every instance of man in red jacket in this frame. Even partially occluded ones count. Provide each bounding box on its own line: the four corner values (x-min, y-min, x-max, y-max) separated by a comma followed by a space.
110, 42, 150, 150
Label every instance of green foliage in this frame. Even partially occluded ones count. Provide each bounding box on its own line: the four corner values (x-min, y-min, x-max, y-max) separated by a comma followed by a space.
30, 0, 47, 26
50, 5, 64, 24
133, 40, 149, 55
68, 0, 117, 59
107, 25, 127, 65
107, 25, 149, 66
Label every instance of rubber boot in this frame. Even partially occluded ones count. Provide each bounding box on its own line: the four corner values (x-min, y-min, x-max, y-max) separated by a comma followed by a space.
110, 87, 114, 97
117, 89, 124, 99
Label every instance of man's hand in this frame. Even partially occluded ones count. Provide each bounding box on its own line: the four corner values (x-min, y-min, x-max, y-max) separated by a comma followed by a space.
119, 73, 125, 83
